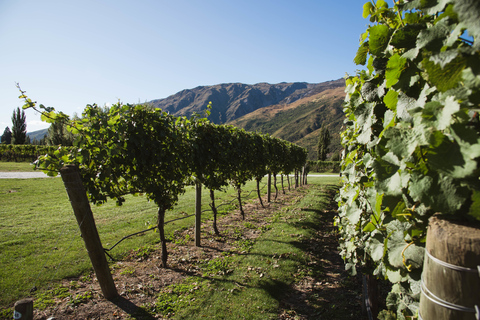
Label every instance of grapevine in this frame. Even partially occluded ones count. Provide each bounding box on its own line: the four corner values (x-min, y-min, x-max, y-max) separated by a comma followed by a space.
337, 0, 480, 318
18, 90, 307, 268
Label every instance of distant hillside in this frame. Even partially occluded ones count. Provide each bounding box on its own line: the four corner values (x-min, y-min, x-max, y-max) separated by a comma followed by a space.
229, 85, 346, 160
149, 79, 344, 124
27, 128, 48, 141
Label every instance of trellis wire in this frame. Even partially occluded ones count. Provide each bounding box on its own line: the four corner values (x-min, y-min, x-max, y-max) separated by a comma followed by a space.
103, 181, 271, 258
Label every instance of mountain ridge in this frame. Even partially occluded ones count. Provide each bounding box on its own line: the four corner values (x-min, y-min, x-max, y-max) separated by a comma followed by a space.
149, 79, 344, 124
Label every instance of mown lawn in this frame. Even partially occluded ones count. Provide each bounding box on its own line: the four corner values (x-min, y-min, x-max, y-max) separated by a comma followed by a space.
0, 161, 35, 172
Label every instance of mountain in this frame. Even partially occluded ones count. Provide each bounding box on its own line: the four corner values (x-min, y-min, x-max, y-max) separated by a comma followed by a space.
149, 79, 344, 124
27, 128, 48, 141
229, 84, 346, 160
149, 79, 346, 160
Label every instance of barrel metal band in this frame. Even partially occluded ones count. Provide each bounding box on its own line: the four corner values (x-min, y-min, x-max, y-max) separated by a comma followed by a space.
425, 249, 479, 276
421, 276, 479, 320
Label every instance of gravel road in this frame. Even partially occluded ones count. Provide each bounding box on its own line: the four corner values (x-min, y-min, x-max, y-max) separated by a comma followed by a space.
0, 172, 57, 179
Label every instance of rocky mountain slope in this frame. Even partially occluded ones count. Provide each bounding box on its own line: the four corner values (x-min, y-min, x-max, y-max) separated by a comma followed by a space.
149, 79, 344, 124
229, 84, 346, 160
149, 79, 346, 160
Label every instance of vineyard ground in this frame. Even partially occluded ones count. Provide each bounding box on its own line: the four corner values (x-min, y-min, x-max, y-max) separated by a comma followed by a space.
1, 178, 364, 319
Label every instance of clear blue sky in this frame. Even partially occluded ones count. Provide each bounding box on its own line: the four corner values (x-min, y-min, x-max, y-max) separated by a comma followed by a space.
1, 0, 369, 132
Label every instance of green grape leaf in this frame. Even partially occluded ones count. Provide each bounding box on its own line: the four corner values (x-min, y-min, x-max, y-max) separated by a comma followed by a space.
397, 93, 416, 121
367, 233, 385, 261
376, 170, 403, 197
385, 127, 418, 158
423, 54, 467, 92
386, 268, 405, 283
387, 230, 424, 269
354, 41, 369, 65
364, 222, 377, 232
391, 24, 424, 49
424, 130, 474, 178
386, 54, 407, 88
416, 18, 450, 51
420, 0, 451, 14
451, 123, 480, 160
383, 90, 399, 111
369, 25, 391, 56
345, 200, 362, 225
377, 0, 388, 9
363, 2, 374, 18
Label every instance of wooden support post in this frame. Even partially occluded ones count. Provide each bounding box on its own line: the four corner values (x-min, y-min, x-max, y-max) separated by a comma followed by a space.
59, 165, 118, 300
419, 214, 480, 320
303, 164, 308, 185
14, 299, 33, 320
267, 173, 271, 203
295, 170, 299, 188
195, 181, 202, 247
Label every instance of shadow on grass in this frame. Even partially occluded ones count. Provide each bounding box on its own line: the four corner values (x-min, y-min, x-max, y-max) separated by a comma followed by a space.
110, 296, 156, 320
263, 183, 365, 320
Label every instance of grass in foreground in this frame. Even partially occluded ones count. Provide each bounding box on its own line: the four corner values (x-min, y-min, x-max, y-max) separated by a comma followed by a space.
0, 175, 340, 310
17, 179, 360, 320
0, 161, 35, 172
160, 183, 359, 320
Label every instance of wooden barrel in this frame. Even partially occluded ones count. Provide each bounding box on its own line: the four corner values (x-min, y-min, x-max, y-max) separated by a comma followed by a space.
419, 214, 480, 320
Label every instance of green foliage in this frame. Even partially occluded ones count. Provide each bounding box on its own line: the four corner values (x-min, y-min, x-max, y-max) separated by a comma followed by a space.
17, 87, 308, 267
0, 144, 60, 162
1, 127, 11, 144
46, 120, 75, 146
317, 127, 331, 160
337, 0, 480, 318
11, 107, 27, 145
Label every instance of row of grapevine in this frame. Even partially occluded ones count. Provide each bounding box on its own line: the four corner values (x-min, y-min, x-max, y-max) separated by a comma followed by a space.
337, 1, 479, 319
189, 118, 305, 230
20, 96, 307, 268
0, 144, 59, 162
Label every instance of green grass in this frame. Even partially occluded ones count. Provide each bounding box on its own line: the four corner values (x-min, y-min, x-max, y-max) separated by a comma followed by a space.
156, 182, 344, 319
0, 176, 298, 308
0, 161, 35, 172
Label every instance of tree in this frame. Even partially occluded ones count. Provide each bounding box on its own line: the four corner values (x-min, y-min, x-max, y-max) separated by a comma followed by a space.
46, 120, 75, 146
317, 127, 330, 160
1, 127, 12, 144
11, 107, 27, 145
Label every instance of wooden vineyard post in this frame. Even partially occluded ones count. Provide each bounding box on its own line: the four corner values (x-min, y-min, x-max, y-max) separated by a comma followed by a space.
13, 298, 33, 320
267, 173, 271, 203
195, 181, 202, 247
59, 165, 118, 300
301, 166, 305, 186
295, 170, 299, 188
419, 214, 480, 320
303, 164, 308, 185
